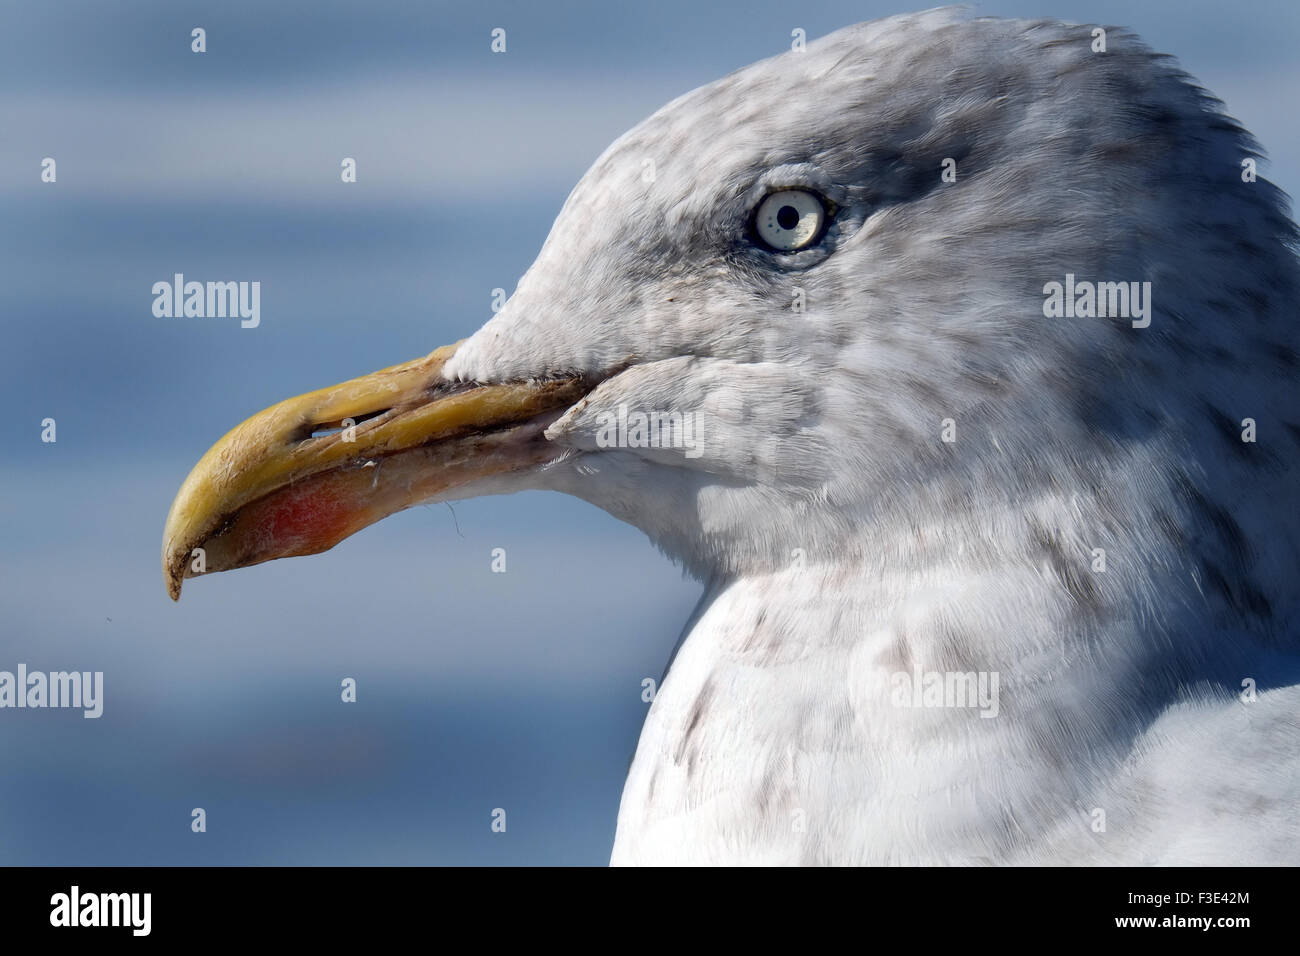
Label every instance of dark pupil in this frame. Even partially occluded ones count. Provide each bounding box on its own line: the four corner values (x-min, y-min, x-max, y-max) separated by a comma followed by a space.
776, 205, 800, 230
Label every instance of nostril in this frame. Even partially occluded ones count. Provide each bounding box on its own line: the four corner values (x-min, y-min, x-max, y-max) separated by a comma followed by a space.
307, 408, 390, 440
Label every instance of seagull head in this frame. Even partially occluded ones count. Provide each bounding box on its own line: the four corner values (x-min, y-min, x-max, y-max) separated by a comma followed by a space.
164, 9, 1297, 600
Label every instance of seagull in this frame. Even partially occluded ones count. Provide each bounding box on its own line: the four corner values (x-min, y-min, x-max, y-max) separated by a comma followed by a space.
163, 8, 1300, 865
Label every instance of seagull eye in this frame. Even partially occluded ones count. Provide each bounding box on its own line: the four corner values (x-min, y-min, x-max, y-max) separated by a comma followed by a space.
753, 189, 827, 252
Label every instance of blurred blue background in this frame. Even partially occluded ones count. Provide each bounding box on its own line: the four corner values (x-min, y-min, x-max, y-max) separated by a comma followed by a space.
1, 0, 1296, 864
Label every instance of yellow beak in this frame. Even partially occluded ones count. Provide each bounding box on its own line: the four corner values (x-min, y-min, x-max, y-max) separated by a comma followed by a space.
162, 342, 587, 600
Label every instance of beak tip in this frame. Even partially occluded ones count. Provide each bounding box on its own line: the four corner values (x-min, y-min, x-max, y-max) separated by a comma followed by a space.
162, 530, 188, 601
163, 553, 184, 601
